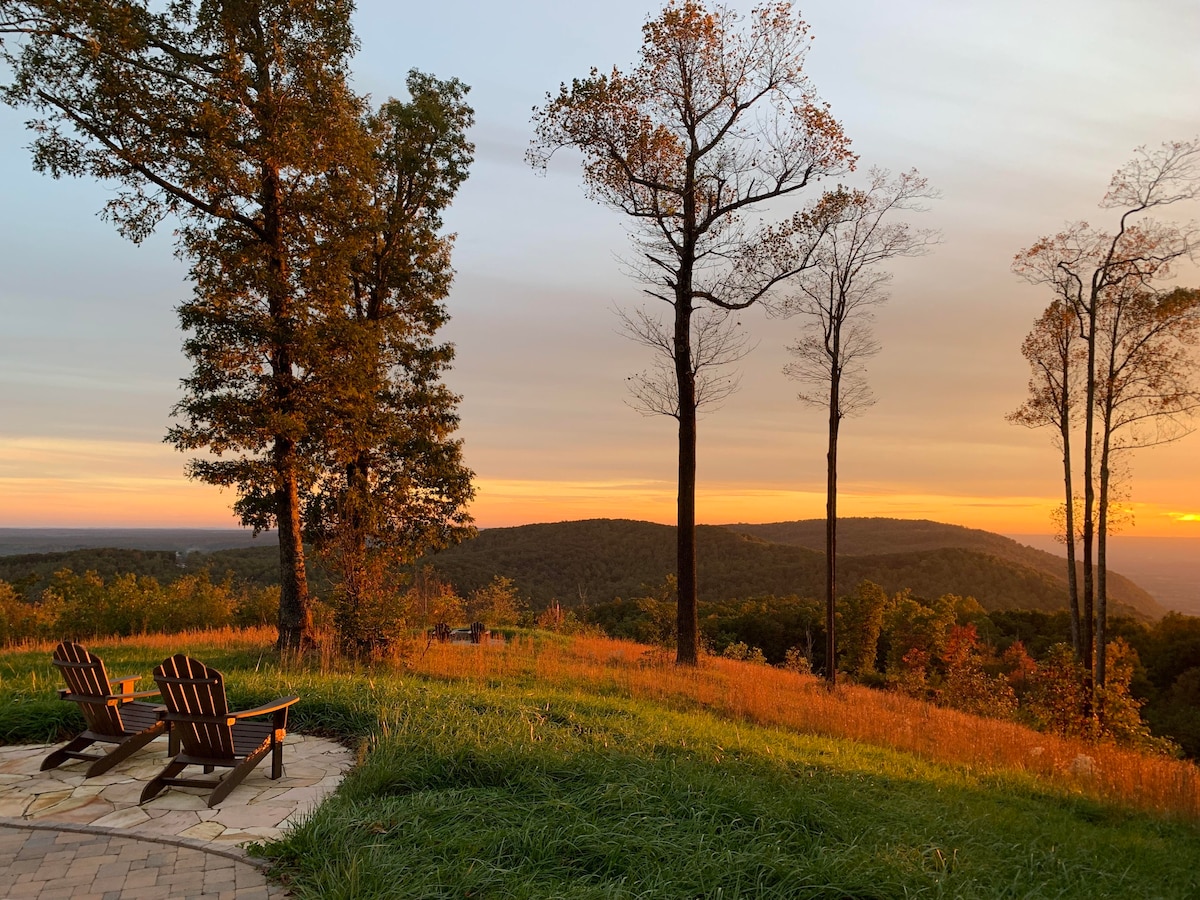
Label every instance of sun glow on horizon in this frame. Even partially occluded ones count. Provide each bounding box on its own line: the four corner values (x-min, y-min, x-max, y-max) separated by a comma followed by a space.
2, 437, 1197, 537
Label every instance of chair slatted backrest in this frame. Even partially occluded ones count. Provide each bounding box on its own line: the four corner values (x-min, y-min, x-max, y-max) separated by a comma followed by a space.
153, 654, 236, 761
53, 641, 124, 736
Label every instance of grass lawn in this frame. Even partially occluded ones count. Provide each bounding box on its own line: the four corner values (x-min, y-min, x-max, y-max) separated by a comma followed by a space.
3, 629, 1198, 898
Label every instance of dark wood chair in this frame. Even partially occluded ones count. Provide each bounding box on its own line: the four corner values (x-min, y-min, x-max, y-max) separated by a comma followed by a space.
139, 654, 299, 808
470, 621, 487, 644
41, 641, 166, 777
429, 622, 451, 642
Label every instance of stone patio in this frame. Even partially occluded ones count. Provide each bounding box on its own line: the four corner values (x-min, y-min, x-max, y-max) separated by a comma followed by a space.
0, 733, 354, 846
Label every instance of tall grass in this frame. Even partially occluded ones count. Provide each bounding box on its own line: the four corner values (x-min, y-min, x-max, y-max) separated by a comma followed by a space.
408, 633, 1200, 822
4, 628, 1198, 821
6, 628, 1200, 898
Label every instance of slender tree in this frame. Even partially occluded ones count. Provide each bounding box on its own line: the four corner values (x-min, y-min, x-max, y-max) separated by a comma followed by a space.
1009, 300, 1085, 655
781, 169, 937, 685
1092, 283, 1200, 684
302, 72, 477, 655
530, 0, 854, 664
1013, 139, 1200, 696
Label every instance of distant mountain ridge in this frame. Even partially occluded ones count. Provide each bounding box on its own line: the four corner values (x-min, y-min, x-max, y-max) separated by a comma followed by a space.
0, 528, 275, 556
422, 517, 1165, 619
727, 518, 1159, 615
0, 519, 1167, 619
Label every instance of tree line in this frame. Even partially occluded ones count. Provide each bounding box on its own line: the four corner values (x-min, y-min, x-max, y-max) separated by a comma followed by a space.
0, 567, 530, 649
4, 559, 1196, 756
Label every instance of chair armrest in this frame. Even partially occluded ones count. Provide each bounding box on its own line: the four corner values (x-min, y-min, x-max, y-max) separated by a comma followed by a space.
165, 712, 238, 727
57, 688, 160, 704
230, 695, 300, 719
116, 689, 162, 701
103, 689, 162, 706
109, 674, 141, 689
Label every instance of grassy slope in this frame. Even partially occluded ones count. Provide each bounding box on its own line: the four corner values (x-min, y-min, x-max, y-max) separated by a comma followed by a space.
3, 631, 1198, 898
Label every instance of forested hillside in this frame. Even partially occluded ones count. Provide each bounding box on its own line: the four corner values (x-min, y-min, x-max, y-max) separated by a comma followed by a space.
0, 547, 282, 597
0, 518, 1164, 620
729, 518, 1159, 614
422, 519, 1164, 619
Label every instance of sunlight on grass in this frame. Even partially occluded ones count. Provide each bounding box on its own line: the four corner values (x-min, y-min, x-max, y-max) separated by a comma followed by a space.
408, 632, 1200, 822
4, 627, 1198, 822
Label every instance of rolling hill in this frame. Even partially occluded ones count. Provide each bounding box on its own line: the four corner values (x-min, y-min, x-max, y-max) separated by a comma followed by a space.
422, 518, 1165, 619
0, 518, 1165, 619
728, 518, 1162, 615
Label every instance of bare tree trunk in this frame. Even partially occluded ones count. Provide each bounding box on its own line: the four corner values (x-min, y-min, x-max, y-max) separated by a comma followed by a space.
1079, 300, 1098, 716
675, 295, 699, 666
824, 375, 839, 686
1096, 415, 1114, 694
1059, 419, 1081, 658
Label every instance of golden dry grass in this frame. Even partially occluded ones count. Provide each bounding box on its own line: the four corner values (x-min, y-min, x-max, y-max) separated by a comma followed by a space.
16, 627, 1198, 821
411, 633, 1200, 821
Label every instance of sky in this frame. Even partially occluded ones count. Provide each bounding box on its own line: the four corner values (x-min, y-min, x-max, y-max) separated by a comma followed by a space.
1, 0, 1199, 537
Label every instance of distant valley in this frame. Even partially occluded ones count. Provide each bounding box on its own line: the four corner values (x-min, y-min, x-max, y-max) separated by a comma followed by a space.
424, 518, 1164, 619
1009, 533, 1200, 617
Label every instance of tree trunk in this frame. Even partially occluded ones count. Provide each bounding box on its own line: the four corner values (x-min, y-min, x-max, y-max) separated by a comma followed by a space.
675, 299, 699, 667
1096, 404, 1114, 693
824, 374, 839, 686
1059, 408, 1081, 658
275, 438, 314, 651
261, 160, 314, 652
1079, 295, 1098, 717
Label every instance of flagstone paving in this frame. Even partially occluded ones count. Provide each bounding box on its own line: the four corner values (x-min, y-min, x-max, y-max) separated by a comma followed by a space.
0, 733, 354, 897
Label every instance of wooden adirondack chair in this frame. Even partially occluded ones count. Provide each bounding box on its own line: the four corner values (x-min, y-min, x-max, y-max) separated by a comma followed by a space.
140, 654, 299, 808
41, 641, 166, 777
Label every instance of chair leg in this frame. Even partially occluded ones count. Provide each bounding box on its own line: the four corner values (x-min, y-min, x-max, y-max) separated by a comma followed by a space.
271, 737, 284, 780
40, 736, 95, 772
207, 743, 271, 808
140, 761, 188, 805
85, 725, 166, 777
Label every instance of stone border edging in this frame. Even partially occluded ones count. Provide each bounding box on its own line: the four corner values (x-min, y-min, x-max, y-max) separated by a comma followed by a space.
0, 817, 272, 870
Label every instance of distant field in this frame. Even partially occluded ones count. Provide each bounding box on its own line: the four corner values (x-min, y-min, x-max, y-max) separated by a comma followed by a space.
0, 528, 278, 556
1011, 534, 1200, 616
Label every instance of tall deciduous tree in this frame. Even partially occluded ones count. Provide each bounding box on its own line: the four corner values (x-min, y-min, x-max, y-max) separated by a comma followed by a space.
1091, 283, 1199, 684
529, 0, 854, 665
1013, 139, 1200, 699
2, 0, 369, 650
781, 169, 937, 685
302, 72, 477, 655
3, 3, 477, 654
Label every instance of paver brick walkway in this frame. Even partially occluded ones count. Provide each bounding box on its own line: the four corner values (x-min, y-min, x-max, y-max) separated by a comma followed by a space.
0, 821, 287, 899
0, 734, 354, 898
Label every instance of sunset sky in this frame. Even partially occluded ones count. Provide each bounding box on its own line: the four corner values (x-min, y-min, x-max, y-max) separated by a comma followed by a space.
1, 0, 1198, 536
